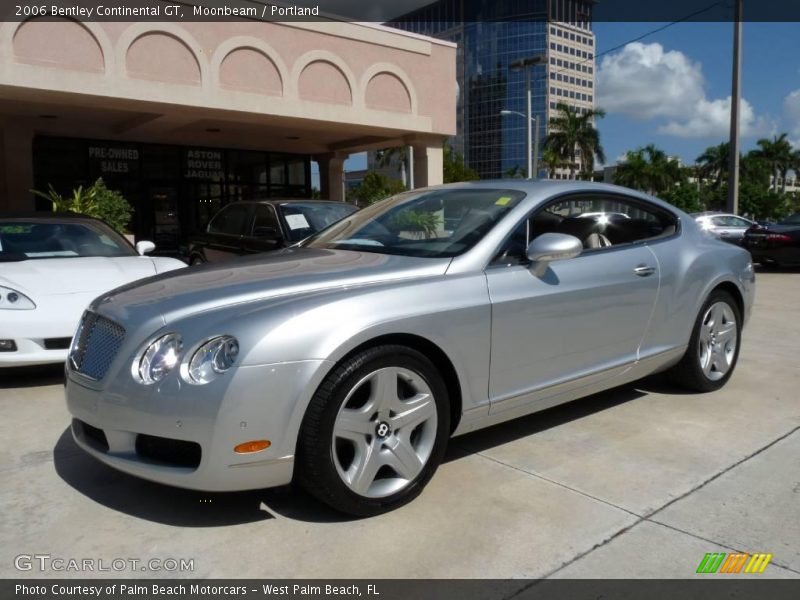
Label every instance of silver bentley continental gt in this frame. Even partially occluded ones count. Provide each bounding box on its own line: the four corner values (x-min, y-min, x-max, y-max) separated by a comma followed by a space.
65, 181, 755, 516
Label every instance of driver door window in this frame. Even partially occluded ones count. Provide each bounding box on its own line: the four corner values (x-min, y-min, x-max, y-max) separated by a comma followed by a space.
208, 204, 249, 236
244, 204, 282, 253
493, 194, 677, 265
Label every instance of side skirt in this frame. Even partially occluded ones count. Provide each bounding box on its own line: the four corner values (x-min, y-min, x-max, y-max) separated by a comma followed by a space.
452, 346, 686, 436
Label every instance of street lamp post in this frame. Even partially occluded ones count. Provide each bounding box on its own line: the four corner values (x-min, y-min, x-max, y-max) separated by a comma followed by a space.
508, 55, 546, 179
500, 110, 540, 178
726, 0, 743, 215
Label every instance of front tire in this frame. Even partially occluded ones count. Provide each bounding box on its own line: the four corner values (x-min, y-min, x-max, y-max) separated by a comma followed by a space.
296, 345, 450, 516
668, 290, 742, 392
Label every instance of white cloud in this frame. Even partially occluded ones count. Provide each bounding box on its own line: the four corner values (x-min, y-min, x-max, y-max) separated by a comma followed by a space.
597, 42, 705, 120
785, 89, 800, 146
657, 96, 771, 138
597, 42, 769, 139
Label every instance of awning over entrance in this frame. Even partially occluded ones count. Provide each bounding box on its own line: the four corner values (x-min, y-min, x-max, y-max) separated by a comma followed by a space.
0, 17, 456, 209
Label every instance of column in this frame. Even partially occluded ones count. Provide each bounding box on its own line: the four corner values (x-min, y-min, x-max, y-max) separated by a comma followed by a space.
0, 124, 35, 211
315, 152, 347, 202
411, 139, 444, 188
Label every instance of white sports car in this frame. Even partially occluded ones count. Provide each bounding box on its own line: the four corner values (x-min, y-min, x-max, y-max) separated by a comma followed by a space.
0, 213, 185, 367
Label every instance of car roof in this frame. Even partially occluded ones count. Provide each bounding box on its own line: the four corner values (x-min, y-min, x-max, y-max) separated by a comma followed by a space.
690, 211, 736, 218
0, 211, 104, 222
420, 179, 686, 216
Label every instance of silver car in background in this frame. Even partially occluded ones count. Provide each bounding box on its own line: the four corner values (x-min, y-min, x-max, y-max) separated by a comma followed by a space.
65, 181, 755, 516
691, 212, 756, 245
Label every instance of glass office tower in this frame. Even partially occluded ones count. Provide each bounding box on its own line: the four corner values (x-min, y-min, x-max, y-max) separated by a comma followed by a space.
390, 0, 596, 179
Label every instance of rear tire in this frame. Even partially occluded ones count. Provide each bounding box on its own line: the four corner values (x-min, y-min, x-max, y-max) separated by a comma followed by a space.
668, 290, 742, 392
296, 345, 450, 516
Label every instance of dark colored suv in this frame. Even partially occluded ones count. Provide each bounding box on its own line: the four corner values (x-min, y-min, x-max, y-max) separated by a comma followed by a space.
187, 200, 358, 265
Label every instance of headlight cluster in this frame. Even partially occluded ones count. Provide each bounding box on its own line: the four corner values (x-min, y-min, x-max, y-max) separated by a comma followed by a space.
0, 286, 35, 310
134, 333, 239, 385
186, 336, 239, 384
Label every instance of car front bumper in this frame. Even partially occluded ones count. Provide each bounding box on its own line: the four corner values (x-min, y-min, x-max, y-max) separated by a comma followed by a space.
0, 338, 70, 367
0, 297, 87, 366
65, 359, 331, 492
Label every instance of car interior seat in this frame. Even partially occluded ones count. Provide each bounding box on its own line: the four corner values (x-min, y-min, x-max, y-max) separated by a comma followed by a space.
556, 216, 611, 249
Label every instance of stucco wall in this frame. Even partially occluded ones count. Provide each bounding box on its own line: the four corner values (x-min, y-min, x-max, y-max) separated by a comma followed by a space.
0, 19, 457, 136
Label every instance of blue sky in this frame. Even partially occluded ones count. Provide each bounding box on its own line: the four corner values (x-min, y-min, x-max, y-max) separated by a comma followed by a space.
592, 21, 800, 166
317, 21, 800, 187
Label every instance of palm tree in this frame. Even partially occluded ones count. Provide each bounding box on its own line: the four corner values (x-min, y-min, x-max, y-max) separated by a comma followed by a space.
751, 134, 793, 193
544, 103, 606, 179
696, 142, 730, 189
541, 148, 567, 179
613, 145, 685, 195
375, 146, 409, 188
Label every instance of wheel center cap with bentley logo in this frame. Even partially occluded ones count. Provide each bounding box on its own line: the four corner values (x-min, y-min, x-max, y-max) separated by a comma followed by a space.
375, 421, 392, 438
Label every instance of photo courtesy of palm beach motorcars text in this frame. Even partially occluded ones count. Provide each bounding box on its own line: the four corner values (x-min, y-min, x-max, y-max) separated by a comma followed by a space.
14, 583, 378, 598
2, 0, 800, 598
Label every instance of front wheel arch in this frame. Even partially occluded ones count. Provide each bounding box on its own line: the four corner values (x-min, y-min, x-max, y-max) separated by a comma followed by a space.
712, 281, 744, 322
327, 333, 463, 435
294, 343, 451, 515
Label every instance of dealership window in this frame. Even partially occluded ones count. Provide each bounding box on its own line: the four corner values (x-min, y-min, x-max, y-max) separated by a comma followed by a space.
32, 135, 311, 243
228, 150, 267, 184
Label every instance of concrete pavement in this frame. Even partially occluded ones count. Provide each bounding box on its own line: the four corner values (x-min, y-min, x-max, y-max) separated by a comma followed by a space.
1, 270, 798, 579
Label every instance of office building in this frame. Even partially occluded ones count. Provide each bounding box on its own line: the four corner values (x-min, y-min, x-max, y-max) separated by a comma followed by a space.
391, 0, 596, 179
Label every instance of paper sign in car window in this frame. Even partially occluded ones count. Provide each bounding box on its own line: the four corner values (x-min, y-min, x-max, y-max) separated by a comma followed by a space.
285, 214, 311, 230
495, 196, 512, 206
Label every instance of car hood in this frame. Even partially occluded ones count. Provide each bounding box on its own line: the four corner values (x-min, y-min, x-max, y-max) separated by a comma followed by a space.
93, 248, 452, 325
0, 256, 167, 296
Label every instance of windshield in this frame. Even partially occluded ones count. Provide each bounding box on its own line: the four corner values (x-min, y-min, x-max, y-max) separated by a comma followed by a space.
302, 188, 526, 258
0, 221, 135, 261
279, 202, 359, 242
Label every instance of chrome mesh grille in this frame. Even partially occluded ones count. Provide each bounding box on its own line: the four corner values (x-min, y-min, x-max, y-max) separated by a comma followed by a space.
69, 312, 125, 380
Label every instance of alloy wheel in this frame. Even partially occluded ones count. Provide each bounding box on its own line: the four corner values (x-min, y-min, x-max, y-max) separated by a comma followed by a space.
331, 366, 438, 498
697, 301, 738, 381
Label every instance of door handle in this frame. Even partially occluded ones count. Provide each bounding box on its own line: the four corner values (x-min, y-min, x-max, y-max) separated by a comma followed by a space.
633, 265, 656, 277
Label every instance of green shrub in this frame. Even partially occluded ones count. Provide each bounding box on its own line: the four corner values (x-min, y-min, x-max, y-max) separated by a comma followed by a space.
32, 178, 133, 234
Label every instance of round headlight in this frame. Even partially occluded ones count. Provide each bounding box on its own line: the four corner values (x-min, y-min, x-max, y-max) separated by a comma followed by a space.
136, 333, 182, 385
186, 336, 239, 384
0, 286, 35, 310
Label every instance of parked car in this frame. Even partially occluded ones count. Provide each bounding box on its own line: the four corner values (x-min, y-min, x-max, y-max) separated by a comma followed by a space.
187, 200, 358, 265
742, 213, 800, 266
0, 213, 185, 367
65, 182, 754, 516
690, 212, 756, 245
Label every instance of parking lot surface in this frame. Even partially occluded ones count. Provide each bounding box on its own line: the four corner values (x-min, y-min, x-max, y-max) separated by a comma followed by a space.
1, 270, 798, 579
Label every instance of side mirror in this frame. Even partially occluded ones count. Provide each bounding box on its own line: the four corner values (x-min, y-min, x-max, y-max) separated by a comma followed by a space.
526, 233, 582, 275
136, 240, 156, 255
253, 226, 279, 240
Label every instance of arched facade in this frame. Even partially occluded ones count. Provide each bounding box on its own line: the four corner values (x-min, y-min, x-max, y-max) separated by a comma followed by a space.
0, 19, 456, 231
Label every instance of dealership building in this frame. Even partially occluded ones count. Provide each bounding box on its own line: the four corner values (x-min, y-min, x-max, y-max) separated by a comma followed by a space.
0, 15, 455, 247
